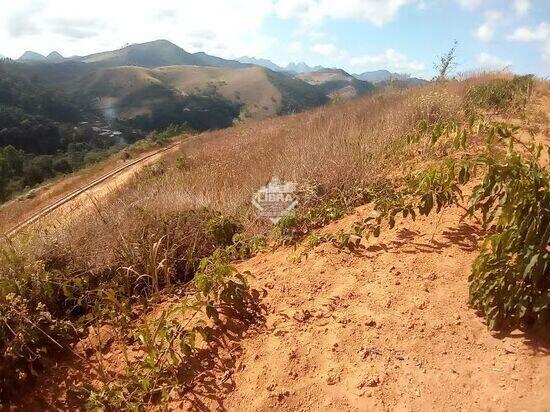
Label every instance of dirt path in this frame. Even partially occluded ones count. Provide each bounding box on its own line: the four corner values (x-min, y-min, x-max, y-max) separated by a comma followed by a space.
181, 205, 550, 411
4, 141, 182, 238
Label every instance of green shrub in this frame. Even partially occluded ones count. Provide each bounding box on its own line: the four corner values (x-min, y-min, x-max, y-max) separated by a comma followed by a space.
301, 200, 347, 230
205, 215, 241, 246
465, 75, 533, 114
468, 149, 549, 331
348, 112, 548, 333
0, 243, 76, 400
86, 248, 253, 410
274, 212, 301, 242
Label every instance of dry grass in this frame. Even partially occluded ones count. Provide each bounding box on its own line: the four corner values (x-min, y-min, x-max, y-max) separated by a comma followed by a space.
3, 73, 548, 404
0, 134, 192, 235
25, 80, 470, 270
78, 65, 282, 120
8, 72, 548, 284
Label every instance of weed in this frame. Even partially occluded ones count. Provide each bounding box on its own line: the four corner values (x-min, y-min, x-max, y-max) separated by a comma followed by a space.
205, 215, 242, 247
84, 248, 254, 409
348, 114, 549, 332
465, 75, 534, 115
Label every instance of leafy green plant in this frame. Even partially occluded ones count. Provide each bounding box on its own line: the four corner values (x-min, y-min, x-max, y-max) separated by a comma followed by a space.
0, 242, 76, 399
274, 212, 302, 243
468, 146, 549, 331
205, 215, 242, 246
348, 116, 549, 332
225, 233, 267, 260
85, 248, 254, 410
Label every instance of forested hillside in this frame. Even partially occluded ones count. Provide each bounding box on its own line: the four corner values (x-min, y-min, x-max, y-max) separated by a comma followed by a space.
0, 60, 106, 200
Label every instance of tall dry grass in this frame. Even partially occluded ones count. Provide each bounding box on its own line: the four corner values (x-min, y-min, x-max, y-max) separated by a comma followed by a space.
28, 81, 470, 269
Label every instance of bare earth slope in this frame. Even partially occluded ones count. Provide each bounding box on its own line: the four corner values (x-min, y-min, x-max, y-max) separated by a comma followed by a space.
180, 205, 550, 411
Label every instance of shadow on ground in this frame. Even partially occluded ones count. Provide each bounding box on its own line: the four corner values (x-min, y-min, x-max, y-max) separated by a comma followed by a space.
178, 291, 267, 411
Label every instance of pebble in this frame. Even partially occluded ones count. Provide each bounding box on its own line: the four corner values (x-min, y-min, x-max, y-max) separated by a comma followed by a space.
358, 376, 380, 388
326, 374, 340, 385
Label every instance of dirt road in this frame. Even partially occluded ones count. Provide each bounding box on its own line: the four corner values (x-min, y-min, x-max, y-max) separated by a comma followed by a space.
4, 141, 182, 238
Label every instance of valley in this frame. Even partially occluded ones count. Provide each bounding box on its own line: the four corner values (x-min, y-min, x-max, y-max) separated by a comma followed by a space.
1, 40, 388, 204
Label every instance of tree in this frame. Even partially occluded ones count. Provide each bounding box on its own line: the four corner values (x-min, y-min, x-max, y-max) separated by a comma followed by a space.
434, 40, 458, 81
52, 158, 72, 174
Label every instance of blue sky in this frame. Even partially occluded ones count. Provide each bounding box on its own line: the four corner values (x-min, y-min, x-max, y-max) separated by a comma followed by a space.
1, 0, 549, 78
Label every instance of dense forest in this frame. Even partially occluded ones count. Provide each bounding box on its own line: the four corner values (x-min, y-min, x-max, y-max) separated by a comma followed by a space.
118, 86, 243, 132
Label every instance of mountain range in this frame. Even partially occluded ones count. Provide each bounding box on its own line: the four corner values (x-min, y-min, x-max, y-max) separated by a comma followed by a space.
6, 39, 428, 132
236, 56, 326, 74
296, 69, 374, 99
0, 39, 429, 206
235, 56, 426, 85
15, 42, 426, 86
18, 40, 248, 69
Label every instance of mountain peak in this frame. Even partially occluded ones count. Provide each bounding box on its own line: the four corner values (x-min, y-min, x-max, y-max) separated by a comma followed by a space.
77, 39, 247, 69
46, 51, 65, 62
354, 70, 411, 83
236, 56, 283, 71
19, 51, 47, 62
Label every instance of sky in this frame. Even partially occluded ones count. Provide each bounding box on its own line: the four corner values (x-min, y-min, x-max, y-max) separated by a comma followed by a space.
0, 0, 549, 79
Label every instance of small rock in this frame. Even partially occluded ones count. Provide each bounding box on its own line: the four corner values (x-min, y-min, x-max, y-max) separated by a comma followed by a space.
364, 376, 380, 387
425, 272, 437, 281
294, 309, 312, 322
326, 372, 341, 385
266, 383, 277, 391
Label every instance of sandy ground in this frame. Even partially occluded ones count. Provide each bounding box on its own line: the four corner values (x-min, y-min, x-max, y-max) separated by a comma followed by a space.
176, 204, 550, 411
19, 199, 550, 411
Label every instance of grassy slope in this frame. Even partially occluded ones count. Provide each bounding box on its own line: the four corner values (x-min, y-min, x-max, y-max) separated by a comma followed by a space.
76, 65, 333, 122
4, 74, 549, 408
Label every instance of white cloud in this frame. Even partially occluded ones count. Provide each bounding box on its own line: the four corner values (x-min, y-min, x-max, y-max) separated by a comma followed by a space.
311, 42, 349, 60
544, 41, 550, 64
455, 0, 482, 10
351, 48, 425, 72
477, 52, 512, 69
513, 0, 531, 16
507, 22, 550, 67
289, 41, 303, 53
0, 0, 275, 59
508, 22, 550, 42
274, 0, 416, 27
312, 43, 337, 57
476, 11, 501, 43
307, 30, 328, 40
